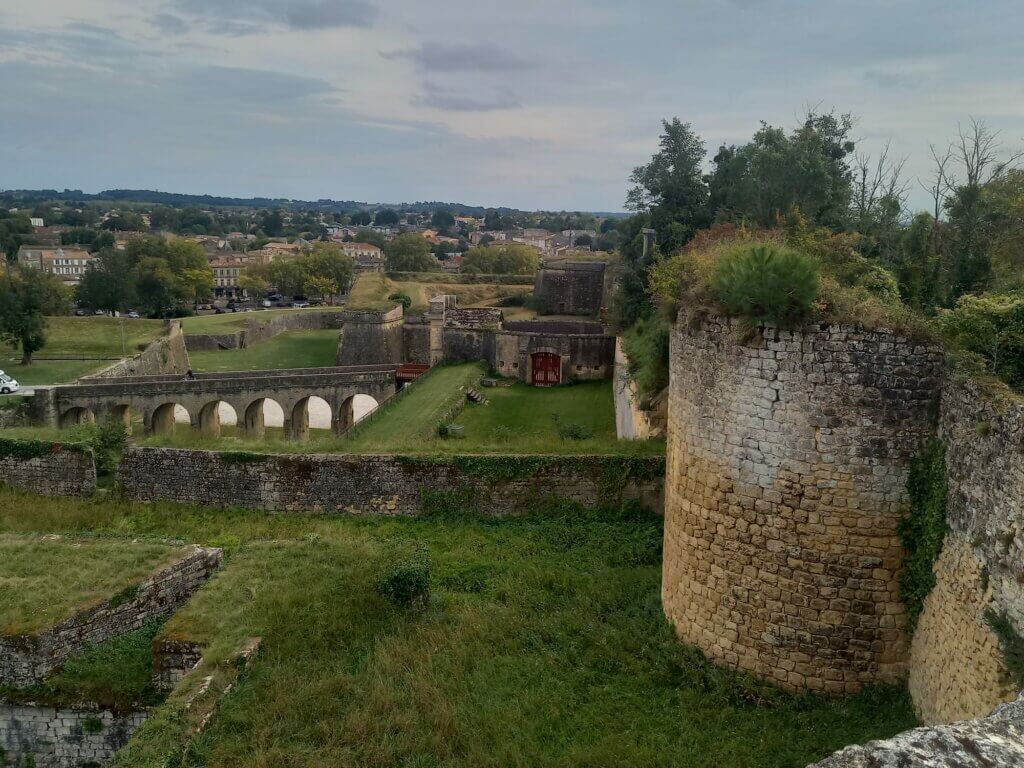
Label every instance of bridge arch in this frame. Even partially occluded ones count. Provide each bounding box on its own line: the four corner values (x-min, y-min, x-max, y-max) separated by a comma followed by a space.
150, 402, 190, 438
289, 395, 333, 442
242, 397, 285, 440
60, 406, 95, 429
108, 404, 136, 435
197, 400, 238, 438
338, 393, 381, 434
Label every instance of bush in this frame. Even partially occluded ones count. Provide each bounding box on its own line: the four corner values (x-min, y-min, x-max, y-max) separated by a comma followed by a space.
713, 243, 819, 325
939, 293, 1024, 389
376, 544, 431, 610
67, 416, 127, 476
985, 609, 1024, 689
898, 440, 948, 630
620, 315, 671, 400
387, 291, 412, 310
557, 421, 593, 441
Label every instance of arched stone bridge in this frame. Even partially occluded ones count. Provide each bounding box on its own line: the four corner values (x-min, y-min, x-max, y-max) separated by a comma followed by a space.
32, 365, 398, 440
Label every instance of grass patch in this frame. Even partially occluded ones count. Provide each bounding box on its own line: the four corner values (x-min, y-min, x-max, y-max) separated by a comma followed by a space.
0, 535, 190, 635
180, 307, 345, 335
0, 487, 917, 768
187, 329, 340, 372
0, 357, 110, 385
346, 273, 525, 313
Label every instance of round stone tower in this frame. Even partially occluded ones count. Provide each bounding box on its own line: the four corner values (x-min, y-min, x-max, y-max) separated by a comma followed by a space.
662, 316, 944, 694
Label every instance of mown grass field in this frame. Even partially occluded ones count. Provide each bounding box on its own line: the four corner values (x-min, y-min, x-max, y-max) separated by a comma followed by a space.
187, 329, 340, 372
1, 315, 166, 385
0, 535, 189, 634
0, 487, 917, 768
346, 273, 527, 312
180, 307, 345, 335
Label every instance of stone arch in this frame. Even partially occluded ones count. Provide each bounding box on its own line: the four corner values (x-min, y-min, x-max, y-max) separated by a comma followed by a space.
109, 404, 135, 435
150, 402, 189, 437
289, 395, 332, 442
241, 397, 284, 440
60, 406, 95, 429
337, 393, 381, 434
197, 400, 238, 438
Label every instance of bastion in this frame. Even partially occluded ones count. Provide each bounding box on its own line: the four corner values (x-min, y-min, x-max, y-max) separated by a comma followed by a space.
662, 316, 945, 694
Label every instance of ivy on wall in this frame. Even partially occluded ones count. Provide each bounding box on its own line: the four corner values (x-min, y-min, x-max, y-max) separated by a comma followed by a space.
898, 439, 949, 631
0, 437, 90, 460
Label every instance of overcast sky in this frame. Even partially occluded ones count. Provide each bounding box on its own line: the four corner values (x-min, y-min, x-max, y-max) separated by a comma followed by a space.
1, 0, 1022, 211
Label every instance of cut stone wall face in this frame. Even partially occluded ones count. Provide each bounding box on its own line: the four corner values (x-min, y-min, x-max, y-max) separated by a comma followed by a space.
0, 447, 96, 497
662, 317, 944, 694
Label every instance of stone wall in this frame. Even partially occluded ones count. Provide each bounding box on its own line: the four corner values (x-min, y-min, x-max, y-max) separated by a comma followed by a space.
0, 547, 222, 687
151, 638, 206, 692
0, 443, 96, 497
402, 318, 432, 365
184, 310, 345, 352
84, 321, 189, 380
532, 260, 606, 316
908, 377, 1024, 723
0, 702, 149, 768
613, 339, 663, 440
662, 316, 945, 694
118, 448, 664, 516
807, 693, 1024, 767
336, 307, 405, 365
490, 331, 614, 384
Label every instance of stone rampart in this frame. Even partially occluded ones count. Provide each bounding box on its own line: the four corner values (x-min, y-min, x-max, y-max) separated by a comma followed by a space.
0, 702, 149, 768
184, 310, 345, 351
908, 377, 1024, 723
0, 441, 96, 497
662, 316, 945, 694
118, 448, 664, 516
532, 260, 606, 316
84, 321, 189, 380
336, 306, 405, 365
0, 546, 222, 687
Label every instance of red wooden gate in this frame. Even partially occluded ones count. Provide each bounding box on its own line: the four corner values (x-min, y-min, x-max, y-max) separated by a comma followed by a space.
531, 352, 561, 386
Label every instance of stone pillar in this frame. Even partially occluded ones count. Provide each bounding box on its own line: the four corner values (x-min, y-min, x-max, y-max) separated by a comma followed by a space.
335, 397, 355, 435
243, 401, 265, 439
149, 405, 175, 437
661, 316, 945, 695
198, 403, 221, 438
288, 401, 309, 442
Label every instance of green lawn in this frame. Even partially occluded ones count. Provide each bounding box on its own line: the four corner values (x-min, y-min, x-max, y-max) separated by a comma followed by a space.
180, 308, 345, 335
0, 357, 108, 386
188, 329, 340, 372
0, 535, 190, 635
0, 487, 917, 768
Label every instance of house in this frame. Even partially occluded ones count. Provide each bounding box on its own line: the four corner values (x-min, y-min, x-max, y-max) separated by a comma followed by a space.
511, 228, 555, 250
341, 242, 385, 273
30, 218, 44, 228
16, 245, 94, 285
562, 229, 598, 243
209, 257, 249, 298
469, 230, 510, 245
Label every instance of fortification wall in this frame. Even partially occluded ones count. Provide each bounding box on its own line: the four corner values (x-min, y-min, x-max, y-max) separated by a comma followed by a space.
84, 321, 189, 380
184, 310, 345, 352
908, 378, 1024, 723
0, 546, 222, 687
118, 448, 664, 516
336, 307, 405, 365
613, 338, 661, 440
532, 261, 606, 316
0, 443, 96, 497
0, 703, 149, 768
662, 316, 944, 694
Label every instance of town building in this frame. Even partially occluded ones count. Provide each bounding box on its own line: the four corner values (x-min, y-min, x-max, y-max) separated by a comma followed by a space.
16, 246, 95, 285
341, 242, 385, 273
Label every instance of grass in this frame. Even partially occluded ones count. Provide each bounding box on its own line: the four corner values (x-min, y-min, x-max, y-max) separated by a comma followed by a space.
347, 273, 525, 313
0, 534, 190, 635
180, 307, 345, 335
187, 329, 340, 372
0, 315, 167, 384
0, 487, 918, 768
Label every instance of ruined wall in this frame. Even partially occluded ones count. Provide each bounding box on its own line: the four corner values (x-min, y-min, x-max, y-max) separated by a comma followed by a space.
807, 693, 1024, 767
151, 638, 206, 692
908, 377, 1024, 723
84, 321, 189, 380
0, 702, 149, 768
0, 547, 222, 687
119, 448, 664, 516
0, 442, 96, 497
336, 307, 405, 365
662, 317, 944, 694
532, 261, 606, 316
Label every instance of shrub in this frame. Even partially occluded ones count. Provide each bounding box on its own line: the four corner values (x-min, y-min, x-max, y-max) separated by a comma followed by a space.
713, 243, 819, 325
387, 291, 412, 310
939, 293, 1024, 389
376, 544, 431, 610
67, 416, 127, 476
985, 609, 1024, 689
620, 315, 671, 400
557, 422, 593, 441
898, 440, 948, 630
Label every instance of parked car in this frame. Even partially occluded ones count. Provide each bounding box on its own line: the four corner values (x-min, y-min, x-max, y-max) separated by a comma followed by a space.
126, 310, 140, 319
0, 371, 20, 395
261, 299, 272, 308
74, 308, 86, 316
214, 307, 226, 314
291, 300, 310, 308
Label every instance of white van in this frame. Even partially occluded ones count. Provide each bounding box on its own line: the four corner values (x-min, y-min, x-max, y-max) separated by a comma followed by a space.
0, 371, 20, 395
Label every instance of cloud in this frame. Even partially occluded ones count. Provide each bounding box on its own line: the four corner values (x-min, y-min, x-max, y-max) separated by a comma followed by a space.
416, 81, 520, 112
863, 68, 924, 91
170, 0, 378, 33
150, 13, 190, 35
382, 42, 532, 73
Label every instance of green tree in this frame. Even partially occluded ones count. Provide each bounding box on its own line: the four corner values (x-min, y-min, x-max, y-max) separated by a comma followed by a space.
268, 259, 309, 297
132, 257, 181, 316
375, 208, 400, 226
301, 243, 355, 296
384, 234, 437, 271
461, 243, 539, 274
0, 268, 69, 364
239, 268, 270, 299
305, 275, 339, 304
76, 249, 136, 312
431, 210, 456, 232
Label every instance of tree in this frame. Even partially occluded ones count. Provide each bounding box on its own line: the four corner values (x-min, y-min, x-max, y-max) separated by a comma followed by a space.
350, 211, 373, 226
132, 257, 181, 316
461, 243, 539, 274
384, 234, 437, 271
100, 211, 146, 231
431, 210, 456, 232
238, 268, 270, 299
375, 208, 400, 226
305, 275, 339, 304
626, 118, 709, 230
268, 259, 309, 297
573, 234, 593, 248
0, 268, 69, 364
301, 243, 355, 298
76, 249, 136, 312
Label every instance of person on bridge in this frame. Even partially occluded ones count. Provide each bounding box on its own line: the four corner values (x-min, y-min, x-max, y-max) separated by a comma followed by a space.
184, 369, 196, 380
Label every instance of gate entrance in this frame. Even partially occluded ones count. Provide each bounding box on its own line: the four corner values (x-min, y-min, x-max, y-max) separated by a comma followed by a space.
531, 352, 561, 386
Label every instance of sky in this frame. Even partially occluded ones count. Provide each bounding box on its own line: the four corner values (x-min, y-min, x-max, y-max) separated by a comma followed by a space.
1, 0, 1023, 212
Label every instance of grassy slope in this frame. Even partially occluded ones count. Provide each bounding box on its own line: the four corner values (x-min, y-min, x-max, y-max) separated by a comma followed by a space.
0, 488, 917, 768
347, 273, 525, 313
1, 316, 166, 385
188, 329, 340, 372
180, 307, 345, 335
0, 535, 188, 634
